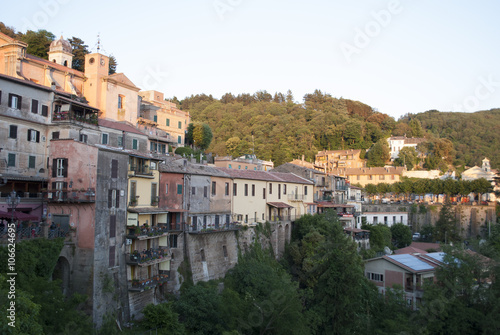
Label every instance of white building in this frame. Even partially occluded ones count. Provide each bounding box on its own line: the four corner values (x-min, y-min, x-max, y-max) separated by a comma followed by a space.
358, 211, 409, 228
387, 136, 425, 160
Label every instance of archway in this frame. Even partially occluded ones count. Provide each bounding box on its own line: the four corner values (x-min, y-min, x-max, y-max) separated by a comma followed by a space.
52, 256, 71, 295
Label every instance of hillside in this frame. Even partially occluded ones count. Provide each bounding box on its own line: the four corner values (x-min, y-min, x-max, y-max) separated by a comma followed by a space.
407, 109, 500, 170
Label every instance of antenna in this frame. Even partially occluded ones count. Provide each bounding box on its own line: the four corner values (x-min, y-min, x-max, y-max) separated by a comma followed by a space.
97, 33, 100, 51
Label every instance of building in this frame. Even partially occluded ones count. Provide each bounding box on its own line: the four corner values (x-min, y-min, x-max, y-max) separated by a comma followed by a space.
139, 90, 190, 148
462, 158, 498, 202
387, 135, 425, 160
344, 227, 370, 250
214, 154, 274, 171
359, 211, 409, 228
332, 166, 405, 187
315, 149, 365, 173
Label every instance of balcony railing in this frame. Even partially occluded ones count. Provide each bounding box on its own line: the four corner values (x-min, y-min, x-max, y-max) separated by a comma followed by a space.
52, 110, 98, 125
0, 192, 44, 199
126, 223, 183, 239
189, 222, 239, 234
288, 194, 305, 201
126, 247, 171, 266
129, 271, 170, 292
47, 189, 96, 203
336, 185, 348, 191
129, 165, 153, 177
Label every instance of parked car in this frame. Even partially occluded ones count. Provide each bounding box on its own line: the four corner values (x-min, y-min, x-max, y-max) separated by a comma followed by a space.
412, 233, 421, 241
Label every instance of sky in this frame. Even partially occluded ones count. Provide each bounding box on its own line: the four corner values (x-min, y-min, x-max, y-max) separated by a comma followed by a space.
2, 0, 500, 120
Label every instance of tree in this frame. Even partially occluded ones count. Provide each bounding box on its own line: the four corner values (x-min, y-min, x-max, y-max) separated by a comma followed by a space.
18, 29, 55, 59
68, 37, 89, 72
408, 119, 424, 137
225, 137, 241, 157
365, 224, 392, 252
394, 147, 418, 170
186, 122, 213, 150
391, 223, 412, 248
366, 139, 390, 167
108, 55, 117, 74
434, 199, 461, 243
141, 302, 184, 334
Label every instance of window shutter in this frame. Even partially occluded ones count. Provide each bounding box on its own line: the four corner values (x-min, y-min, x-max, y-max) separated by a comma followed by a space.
9, 125, 17, 138
17, 96, 22, 109
109, 216, 116, 238
116, 190, 120, 208
41, 105, 48, 117
31, 99, 38, 113
0, 90, 2, 104
36, 131, 40, 143
27, 129, 31, 141
52, 159, 57, 177
8, 94, 13, 107
52, 182, 56, 189
111, 159, 118, 178
109, 246, 115, 267
62, 159, 68, 177
108, 189, 113, 208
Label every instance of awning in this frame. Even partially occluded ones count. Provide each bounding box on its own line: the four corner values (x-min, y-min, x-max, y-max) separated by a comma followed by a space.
267, 202, 293, 208
317, 203, 355, 208
0, 210, 38, 221
127, 207, 171, 215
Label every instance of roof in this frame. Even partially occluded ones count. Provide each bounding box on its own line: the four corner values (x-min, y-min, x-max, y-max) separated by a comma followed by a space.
160, 160, 230, 178
127, 207, 170, 214
25, 54, 84, 77
98, 119, 146, 136
394, 246, 428, 255
267, 202, 293, 208
409, 242, 441, 252
0, 73, 55, 92
274, 162, 325, 176
344, 228, 370, 233
332, 167, 405, 176
316, 149, 361, 156
104, 73, 140, 91
362, 211, 408, 215
385, 254, 436, 273
317, 203, 355, 208
0, 173, 47, 182
218, 168, 313, 184
93, 144, 160, 160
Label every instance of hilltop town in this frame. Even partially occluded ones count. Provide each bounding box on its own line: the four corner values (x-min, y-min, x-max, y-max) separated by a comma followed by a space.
1, 32, 500, 334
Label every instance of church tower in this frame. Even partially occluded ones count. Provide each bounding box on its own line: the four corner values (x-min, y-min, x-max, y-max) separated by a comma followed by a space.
83, 53, 109, 113
482, 158, 491, 172
47, 36, 73, 68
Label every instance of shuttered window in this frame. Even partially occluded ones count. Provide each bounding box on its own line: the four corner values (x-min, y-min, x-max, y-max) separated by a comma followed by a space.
109, 215, 116, 238
31, 99, 38, 114
41, 105, 48, 117
111, 159, 118, 178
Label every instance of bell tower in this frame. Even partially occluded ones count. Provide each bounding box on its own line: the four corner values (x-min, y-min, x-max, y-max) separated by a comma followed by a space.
47, 36, 73, 68
84, 53, 109, 112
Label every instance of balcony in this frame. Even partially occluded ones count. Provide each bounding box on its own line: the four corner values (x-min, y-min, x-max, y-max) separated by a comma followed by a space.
288, 194, 305, 201
126, 247, 171, 266
128, 270, 170, 292
128, 165, 154, 178
189, 222, 240, 234
336, 185, 348, 191
52, 109, 98, 126
46, 189, 96, 203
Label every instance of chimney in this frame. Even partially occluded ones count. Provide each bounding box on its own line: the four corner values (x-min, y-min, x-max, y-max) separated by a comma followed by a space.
183, 159, 187, 171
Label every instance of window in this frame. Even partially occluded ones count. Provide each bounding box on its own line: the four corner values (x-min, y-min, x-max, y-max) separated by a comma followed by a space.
368, 175, 373, 180
53, 158, 68, 177
178, 121, 182, 129
367, 272, 384, 282
191, 186, 195, 195
166, 118, 170, 126
357, 175, 360, 181
31, 99, 38, 114
177, 184, 183, 194
304, 186, 308, 196
52, 131, 59, 140
238, 165, 241, 169
233, 183, 237, 196
9, 125, 17, 139
102, 133, 109, 145
223, 245, 228, 258
118, 95, 124, 109
177, 136, 181, 144
8, 153, 16, 167
228, 164, 232, 169
245, 214, 248, 223
109, 215, 116, 238
132, 139, 138, 150
204, 186, 208, 198
278, 184, 281, 199
117, 136, 123, 147
41, 105, 48, 117
391, 175, 395, 180
27, 129, 40, 142
244, 184, 248, 196
225, 182, 229, 196
165, 183, 169, 194
109, 246, 115, 267
252, 184, 255, 196
384, 216, 388, 225
212, 182, 216, 196
226, 214, 230, 224
153, 115, 157, 122
108, 189, 119, 208
8, 94, 21, 109
263, 188, 266, 199
111, 159, 118, 178
169, 234, 178, 248
269, 183, 272, 194
130, 181, 137, 203
380, 175, 385, 180
283, 184, 287, 194
215, 215, 220, 228
28, 156, 36, 169
79, 134, 87, 143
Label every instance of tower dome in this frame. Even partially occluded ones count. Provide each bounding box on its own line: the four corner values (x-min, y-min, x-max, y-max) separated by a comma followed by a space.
48, 36, 73, 68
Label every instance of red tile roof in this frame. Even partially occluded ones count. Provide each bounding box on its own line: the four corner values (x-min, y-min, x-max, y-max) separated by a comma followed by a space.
98, 119, 146, 136
25, 54, 84, 77
394, 246, 428, 255
218, 168, 313, 184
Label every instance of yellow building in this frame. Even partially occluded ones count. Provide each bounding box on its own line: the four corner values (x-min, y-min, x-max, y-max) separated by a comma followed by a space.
315, 149, 365, 173
332, 167, 405, 187
139, 90, 190, 147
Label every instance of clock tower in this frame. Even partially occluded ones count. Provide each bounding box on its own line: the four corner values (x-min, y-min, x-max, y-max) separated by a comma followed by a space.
84, 53, 109, 112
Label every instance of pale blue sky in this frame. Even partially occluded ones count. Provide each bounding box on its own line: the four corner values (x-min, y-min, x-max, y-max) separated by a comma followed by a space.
3, 0, 500, 119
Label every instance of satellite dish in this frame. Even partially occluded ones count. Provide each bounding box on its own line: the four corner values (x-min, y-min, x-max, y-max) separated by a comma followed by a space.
384, 246, 393, 255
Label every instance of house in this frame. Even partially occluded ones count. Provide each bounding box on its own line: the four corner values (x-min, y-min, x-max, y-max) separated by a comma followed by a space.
315, 149, 365, 173
331, 166, 405, 187
344, 227, 370, 250
317, 203, 357, 229
364, 252, 442, 309
139, 90, 190, 149
214, 154, 274, 171
462, 158, 498, 202
387, 135, 425, 160
359, 211, 409, 228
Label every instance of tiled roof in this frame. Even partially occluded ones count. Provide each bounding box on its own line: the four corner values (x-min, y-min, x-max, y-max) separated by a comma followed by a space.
331, 167, 405, 175
98, 119, 146, 136
218, 168, 313, 184
25, 54, 84, 77
394, 246, 428, 255
409, 242, 441, 252
160, 160, 230, 177
317, 149, 361, 155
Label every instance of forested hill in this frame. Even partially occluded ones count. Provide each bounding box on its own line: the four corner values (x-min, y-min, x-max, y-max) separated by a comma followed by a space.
410, 109, 500, 170
179, 90, 396, 166
179, 91, 500, 169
